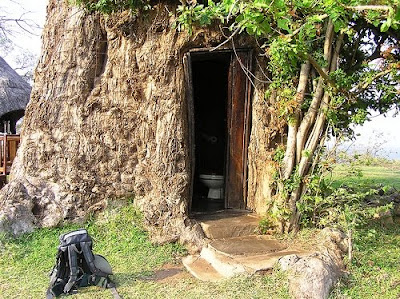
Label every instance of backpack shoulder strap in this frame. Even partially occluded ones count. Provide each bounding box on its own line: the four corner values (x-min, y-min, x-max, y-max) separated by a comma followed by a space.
110, 286, 122, 299
80, 241, 97, 273
46, 247, 69, 298
63, 244, 80, 293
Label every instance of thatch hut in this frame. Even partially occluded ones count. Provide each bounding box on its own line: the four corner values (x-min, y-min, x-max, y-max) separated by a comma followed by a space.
0, 56, 31, 133
0, 0, 282, 249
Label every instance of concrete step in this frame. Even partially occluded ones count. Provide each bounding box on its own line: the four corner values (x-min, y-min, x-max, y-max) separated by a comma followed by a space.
182, 255, 225, 282
193, 210, 261, 239
200, 245, 246, 277
183, 235, 309, 280
209, 235, 287, 256
233, 250, 307, 273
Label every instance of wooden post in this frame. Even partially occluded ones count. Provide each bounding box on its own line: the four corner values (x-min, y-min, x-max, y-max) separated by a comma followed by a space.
1, 135, 6, 175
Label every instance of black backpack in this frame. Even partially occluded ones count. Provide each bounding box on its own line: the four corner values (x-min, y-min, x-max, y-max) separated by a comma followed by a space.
46, 229, 121, 298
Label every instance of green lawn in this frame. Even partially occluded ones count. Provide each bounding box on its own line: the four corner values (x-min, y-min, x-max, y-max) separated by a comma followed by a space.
0, 203, 289, 298
329, 164, 400, 298
331, 224, 400, 298
331, 165, 400, 190
1, 164, 400, 298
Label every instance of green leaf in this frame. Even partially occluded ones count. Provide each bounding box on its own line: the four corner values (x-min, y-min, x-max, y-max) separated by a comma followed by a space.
381, 20, 390, 32
246, 25, 256, 35
277, 18, 290, 32
274, 0, 286, 10
260, 20, 272, 34
395, 8, 400, 21
301, 0, 313, 8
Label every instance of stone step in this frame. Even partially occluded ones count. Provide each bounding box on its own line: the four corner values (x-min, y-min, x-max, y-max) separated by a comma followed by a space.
182, 255, 225, 282
194, 210, 261, 239
200, 246, 246, 277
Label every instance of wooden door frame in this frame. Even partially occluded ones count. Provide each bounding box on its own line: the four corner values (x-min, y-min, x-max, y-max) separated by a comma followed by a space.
183, 53, 195, 212
184, 48, 253, 212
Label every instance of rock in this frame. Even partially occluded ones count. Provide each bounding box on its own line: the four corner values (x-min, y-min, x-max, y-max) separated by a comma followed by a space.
0, 181, 35, 236
0, 204, 35, 236
277, 228, 347, 299
374, 210, 394, 226
393, 205, 400, 216
318, 228, 348, 264
279, 253, 342, 299
278, 254, 299, 271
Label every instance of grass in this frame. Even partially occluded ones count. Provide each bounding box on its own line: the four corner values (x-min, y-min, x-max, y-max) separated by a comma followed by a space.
0, 202, 290, 298
328, 163, 400, 298
331, 223, 400, 298
1, 164, 400, 298
331, 164, 400, 190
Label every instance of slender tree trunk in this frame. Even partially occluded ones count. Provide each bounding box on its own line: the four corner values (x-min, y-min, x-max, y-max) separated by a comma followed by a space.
295, 19, 334, 163
277, 19, 345, 232
282, 62, 311, 179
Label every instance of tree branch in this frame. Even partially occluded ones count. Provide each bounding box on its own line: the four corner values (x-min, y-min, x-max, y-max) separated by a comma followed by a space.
345, 5, 392, 11
282, 62, 311, 179
307, 55, 338, 93
354, 68, 393, 94
210, 26, 240, 52
330, 32, 344, 72
296, 19, 335, 164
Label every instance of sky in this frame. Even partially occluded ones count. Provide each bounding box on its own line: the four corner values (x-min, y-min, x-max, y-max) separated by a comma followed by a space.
0, 0, 47, 69
339, 110, 400, 160
1, 0, 399, 160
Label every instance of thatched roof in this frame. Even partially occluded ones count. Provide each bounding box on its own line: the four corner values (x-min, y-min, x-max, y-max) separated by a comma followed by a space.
0, 56, 31, 117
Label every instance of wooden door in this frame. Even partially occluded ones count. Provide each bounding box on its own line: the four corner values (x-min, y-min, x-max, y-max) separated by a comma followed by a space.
225, 51, 252, 209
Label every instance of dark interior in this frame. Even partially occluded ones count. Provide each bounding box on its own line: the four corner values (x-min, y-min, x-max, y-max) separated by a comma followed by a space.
191, 52, 231, 212
0, 109, 25, 134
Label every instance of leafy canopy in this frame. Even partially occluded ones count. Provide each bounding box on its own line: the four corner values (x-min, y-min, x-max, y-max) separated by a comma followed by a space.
176, 0, 400, 129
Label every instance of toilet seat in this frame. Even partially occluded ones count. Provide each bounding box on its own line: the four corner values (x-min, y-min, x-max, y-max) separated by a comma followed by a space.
199, 174, 224, 180
199, 174, 224, 199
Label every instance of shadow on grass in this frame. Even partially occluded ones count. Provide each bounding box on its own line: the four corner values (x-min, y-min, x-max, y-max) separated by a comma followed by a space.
114, 266, 186, 286
113, 271, 155, 286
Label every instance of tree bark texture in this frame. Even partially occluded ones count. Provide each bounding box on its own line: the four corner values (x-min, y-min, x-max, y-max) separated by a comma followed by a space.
0, 0, 278, 247
0, 1, 344, 240
281, 21, 344, 232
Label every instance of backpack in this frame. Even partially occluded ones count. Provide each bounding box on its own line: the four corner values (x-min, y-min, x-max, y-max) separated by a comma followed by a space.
46, 229, 121, 299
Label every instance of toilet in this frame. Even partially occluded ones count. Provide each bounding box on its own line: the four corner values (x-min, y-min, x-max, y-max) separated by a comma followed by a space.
199, 174, 224, 199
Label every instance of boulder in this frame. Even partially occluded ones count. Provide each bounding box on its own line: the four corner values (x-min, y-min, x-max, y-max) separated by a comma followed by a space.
278, 228, 347, 299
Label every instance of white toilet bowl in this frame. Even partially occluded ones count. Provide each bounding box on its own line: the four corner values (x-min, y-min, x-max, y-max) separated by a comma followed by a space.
199, 174, 224, 199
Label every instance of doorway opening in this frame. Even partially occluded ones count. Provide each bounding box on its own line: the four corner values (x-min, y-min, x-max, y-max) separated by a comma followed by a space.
191, 53, 230, 212
185, 49, 253, 213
